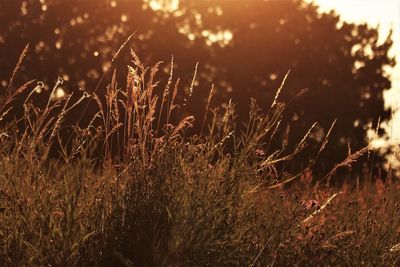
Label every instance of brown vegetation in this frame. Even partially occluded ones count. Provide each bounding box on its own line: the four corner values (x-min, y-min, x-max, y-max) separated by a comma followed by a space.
1, 49, 399, 266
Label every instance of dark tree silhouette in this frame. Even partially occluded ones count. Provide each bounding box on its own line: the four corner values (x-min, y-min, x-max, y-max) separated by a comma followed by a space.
0, 0, 395, 178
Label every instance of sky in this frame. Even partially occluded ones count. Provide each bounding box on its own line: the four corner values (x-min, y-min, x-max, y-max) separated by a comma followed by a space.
306, 0, 400, 141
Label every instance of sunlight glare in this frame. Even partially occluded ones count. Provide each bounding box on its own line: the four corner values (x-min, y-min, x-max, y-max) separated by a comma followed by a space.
146, 0, 179, 13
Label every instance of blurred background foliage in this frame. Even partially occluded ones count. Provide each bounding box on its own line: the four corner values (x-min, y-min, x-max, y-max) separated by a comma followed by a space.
0, 0, 395, 178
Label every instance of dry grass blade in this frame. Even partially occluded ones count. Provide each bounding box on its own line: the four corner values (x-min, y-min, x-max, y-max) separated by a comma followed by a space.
301, 192, 342, 225
271, 69, 290, 108
112, 33, 135, 63
314, 119, 337, 164
1, 80, 34, 114
130, 47, 141, 68
10, 80, 35, 99
268, 172, 302, 189
106, 69, 118, 108
201, 84, 215, 135
263, 154, 292, 166
183, 62, 199, 109
5, 44, 29, 97
321, 231, 355, 250
171, 115, 195, 137
126, 66, 140, 138
46, 94, 73, 146
0, 107, 12, 122
171, 78, 179, 104
93, 93, 106, 127
321, 145, 371, 184
248, 235, 274, 267
145, 96, 158, 126
105, 123, 123, 141
46, 77, 64, 110
295, 122, 317, 152
157, 57, 173, 133
167, 78, 180, 124
212, 130, 234, 150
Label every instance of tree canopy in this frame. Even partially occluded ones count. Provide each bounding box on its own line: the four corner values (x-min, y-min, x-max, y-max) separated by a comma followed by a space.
0, 0, 395, 177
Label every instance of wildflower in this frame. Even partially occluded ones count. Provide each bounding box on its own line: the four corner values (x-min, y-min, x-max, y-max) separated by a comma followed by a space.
255, 148, 266, 158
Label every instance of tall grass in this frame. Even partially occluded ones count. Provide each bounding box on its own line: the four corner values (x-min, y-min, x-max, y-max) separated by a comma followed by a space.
0, 47, 399, 266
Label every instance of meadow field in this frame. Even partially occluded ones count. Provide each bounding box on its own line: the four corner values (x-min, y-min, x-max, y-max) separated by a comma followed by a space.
1, 48, 400, 266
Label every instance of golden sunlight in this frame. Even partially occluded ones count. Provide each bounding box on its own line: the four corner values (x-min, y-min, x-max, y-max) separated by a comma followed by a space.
145, 0, 179, 13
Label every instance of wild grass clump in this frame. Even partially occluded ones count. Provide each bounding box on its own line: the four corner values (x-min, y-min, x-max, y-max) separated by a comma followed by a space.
1, 46, 400, 266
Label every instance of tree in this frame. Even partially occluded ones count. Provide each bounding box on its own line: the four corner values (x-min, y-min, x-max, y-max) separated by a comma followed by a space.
0, 0, 395, 178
